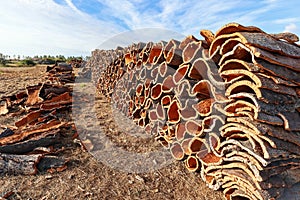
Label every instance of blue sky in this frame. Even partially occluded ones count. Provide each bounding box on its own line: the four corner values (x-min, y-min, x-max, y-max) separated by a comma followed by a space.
0, 0, 299, 57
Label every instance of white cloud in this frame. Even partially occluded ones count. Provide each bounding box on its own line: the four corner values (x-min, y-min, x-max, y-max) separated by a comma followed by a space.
0, 0, 299, 57
0, 0, 123, 56
64, 0, 85, 15
284, 23, 298, 33
96, 0, 164, 29
98, 28, 185, 50
274, 18, 298, 24
94, 0, 283, 38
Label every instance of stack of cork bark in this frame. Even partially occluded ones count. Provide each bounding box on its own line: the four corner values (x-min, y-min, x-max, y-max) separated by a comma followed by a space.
0, 63, 75, 175
86, 23, 300, 200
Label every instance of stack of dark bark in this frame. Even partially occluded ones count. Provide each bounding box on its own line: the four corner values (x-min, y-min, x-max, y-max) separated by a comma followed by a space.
0, 63, 75, 175
86, 23, 300, 200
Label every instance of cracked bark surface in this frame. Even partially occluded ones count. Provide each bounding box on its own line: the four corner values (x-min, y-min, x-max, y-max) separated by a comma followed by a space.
85, 23, 300, 200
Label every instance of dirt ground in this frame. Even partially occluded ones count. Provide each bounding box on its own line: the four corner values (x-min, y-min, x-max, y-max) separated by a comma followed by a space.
0, 65, 224, 200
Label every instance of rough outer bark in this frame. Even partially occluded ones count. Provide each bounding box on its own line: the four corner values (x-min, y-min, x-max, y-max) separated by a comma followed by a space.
0, 153, 42, 175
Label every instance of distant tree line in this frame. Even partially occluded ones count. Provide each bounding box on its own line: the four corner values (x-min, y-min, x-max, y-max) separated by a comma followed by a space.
0, 53, 88, 67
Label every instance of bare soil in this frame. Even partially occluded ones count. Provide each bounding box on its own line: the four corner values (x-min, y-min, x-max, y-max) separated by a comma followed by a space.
0, 66, 224, 200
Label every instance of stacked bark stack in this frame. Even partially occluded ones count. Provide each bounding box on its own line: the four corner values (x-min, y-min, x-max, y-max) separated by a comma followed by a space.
86, 23, 300, 200
0, 63, 75, 175
202, 23, 300, 200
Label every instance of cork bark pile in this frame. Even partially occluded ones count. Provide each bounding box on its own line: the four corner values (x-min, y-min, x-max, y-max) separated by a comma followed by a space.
0, 63, 75, 175
85, 23, 300, 200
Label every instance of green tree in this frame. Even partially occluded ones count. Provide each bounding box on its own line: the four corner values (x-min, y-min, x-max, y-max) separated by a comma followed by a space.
18, 59, 36, 67
0, 53, 6, 66
58, 55, 66, 61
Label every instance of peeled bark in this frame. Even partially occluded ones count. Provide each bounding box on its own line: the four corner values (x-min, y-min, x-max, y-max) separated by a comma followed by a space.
0, 62, 74, 175
0, 153, 42, 175
84, 22, 300, 200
